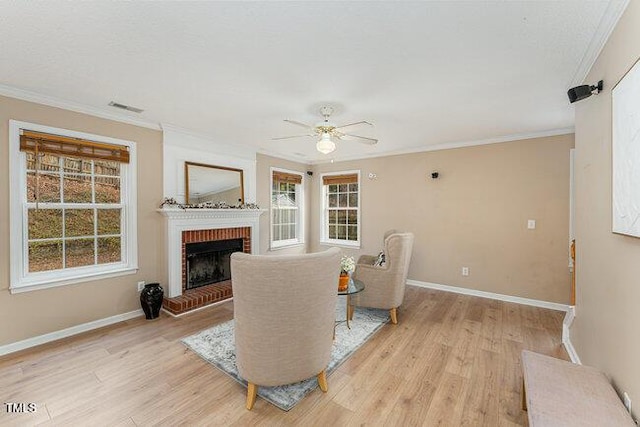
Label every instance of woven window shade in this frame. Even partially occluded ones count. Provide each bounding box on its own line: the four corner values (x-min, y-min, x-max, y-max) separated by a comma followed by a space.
20, 130, 130, 163
322, 173, 358, 185
273, 171, 302, 184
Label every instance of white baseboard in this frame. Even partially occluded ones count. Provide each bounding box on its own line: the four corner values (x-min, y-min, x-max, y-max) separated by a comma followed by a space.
563, 334, 581, 364
562, 306, 581, 364
406, 280, 571, 312
407, 280, 582, 363
0, 309, 144, 357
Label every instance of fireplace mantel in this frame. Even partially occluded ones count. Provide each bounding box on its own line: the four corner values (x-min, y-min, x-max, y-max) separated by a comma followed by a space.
157, 207, 266, 221
158, 207, 266, 297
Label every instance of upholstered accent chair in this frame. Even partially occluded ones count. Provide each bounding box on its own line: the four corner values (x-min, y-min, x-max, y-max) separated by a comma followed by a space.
231, 247, 341, 410
350, 231, 414, 324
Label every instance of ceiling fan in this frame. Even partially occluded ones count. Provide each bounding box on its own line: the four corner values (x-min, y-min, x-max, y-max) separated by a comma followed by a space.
273, 106, 377, 154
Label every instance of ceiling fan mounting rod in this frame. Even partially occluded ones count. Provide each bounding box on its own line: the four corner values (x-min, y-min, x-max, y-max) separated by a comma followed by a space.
319, 105, 334, 120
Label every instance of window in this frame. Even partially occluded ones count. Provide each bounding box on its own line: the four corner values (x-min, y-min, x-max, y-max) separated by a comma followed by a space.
9, 121, 137, 292
270, 168, 304, 249
321, 171, 360, 247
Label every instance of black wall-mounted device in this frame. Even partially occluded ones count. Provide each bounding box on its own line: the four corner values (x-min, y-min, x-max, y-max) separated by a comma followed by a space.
567, 80, 603, 103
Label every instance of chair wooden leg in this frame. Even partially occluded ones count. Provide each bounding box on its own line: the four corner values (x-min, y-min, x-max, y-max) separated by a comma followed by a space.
317, 370, 328, 392
390, 307, 398, 324
246, 382, 258, 410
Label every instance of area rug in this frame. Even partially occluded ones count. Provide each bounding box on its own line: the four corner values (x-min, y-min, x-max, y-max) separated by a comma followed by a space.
182, 299, 389, 411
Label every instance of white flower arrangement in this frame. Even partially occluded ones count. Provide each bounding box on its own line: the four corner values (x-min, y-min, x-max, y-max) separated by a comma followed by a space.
340, 256, 355, 275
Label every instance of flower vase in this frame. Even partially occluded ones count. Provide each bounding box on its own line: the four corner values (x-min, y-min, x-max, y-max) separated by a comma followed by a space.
338, 274, 350, 292
140, 282, 164, 320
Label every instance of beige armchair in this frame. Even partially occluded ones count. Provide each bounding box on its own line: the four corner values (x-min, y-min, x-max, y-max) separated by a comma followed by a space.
350, 231, 414, 324
231, 247, 341, 410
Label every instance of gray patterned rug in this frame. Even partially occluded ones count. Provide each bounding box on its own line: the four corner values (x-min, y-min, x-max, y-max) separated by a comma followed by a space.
182, 299, 389, 411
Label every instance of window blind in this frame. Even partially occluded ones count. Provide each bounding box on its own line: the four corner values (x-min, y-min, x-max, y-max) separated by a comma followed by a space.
273, 171, 302, 184
322, 173, 357, 185
20, 130, 130, 164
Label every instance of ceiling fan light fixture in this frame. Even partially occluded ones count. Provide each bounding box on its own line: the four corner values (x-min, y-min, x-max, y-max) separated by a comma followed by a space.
316, 132, 336, 154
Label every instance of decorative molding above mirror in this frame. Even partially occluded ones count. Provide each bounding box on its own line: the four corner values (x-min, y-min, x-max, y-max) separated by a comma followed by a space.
185, 162, 244, 205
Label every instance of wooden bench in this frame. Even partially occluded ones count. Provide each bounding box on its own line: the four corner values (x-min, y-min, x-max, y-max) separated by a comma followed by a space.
521, 350, 635, 427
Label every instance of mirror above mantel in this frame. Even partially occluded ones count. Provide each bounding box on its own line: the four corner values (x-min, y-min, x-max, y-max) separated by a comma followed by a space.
185, 162, 244, 205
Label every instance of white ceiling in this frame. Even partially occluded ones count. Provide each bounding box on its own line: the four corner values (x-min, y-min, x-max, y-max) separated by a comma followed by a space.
0, 1, 628, 163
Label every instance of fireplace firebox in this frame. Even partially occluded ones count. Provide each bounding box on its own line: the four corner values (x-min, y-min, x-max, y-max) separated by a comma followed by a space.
185, 238, 243, 289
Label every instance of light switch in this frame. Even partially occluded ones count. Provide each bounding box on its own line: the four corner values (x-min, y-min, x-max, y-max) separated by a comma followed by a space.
527, 219, 536, 229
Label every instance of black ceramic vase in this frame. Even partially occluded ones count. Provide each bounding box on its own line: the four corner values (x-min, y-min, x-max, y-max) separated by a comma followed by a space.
140, 283, 164, 320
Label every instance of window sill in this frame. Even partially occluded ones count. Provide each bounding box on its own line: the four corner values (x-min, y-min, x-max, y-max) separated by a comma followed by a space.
320, 240, 361, 249
270, 241, 305, 251
10, 266, 139, 294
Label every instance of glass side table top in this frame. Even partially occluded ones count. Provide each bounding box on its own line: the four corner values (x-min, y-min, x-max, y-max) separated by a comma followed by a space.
338, 277, 364, 295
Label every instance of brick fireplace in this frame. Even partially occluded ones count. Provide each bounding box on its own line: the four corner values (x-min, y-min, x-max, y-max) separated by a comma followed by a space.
157, 207, 265, 315
182, 227, 251, 291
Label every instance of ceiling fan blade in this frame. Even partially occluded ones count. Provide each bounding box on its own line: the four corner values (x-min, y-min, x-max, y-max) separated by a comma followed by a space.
271, 134, 315, 141
334, 121, 373, 129
284, 119, 315, 130
338, 133, 378, 145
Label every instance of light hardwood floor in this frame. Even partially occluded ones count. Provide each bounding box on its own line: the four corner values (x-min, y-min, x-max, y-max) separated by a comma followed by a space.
0, 286, 568, 426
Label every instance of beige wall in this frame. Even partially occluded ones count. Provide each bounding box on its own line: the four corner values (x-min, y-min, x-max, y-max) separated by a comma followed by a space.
0, 95, 165, 346
571, 1, 640, 415
255, 153, 310, 255
311, 135, 574, 303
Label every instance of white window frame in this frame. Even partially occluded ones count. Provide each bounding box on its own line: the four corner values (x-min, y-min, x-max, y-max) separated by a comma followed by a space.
320, 170, 361, 248
270, 167, 305, 250
9, 120, 138, 293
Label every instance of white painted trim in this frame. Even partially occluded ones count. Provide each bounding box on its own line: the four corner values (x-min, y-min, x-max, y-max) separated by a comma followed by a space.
0, 84, 578, 168
569, 0, 631, 87
0, 309, 144, 357
161, 123, 255, 159
562, 306, 581, 364
162, 129, 257, 204
268, 242, 305, 252
569, 149, 575, 271
563, 338, 581, 365
9, 268, 138, 294
161, 297, 233, 318
257, 148, 311, 164
9, 120, 139, 291
309, 128, 575, 165
319, 169, 361, 246
410, 280, 582, 364
0, 84, 160, 130
406, 279, 571, 312
270, 167, 305, 249
157, 208, 266, 297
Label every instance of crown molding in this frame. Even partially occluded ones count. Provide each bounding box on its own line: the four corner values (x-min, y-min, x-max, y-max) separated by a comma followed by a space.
162, 123, 258, 161
161, 123, 226, 144
569, 0, 631, 87
307, 127, 575, 165
257, 147, 311, 164
0, 83, 576, 167
0, 83, 161, 130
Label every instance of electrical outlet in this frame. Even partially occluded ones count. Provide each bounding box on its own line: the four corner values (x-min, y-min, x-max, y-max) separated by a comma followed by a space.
137, 281, 146, 292
624, 392, 632, 414
527, 219, 536, 229
462, 267, 469, 276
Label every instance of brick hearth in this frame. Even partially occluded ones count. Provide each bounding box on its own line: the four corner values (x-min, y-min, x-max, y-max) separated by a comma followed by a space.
162, 280, 233, 315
